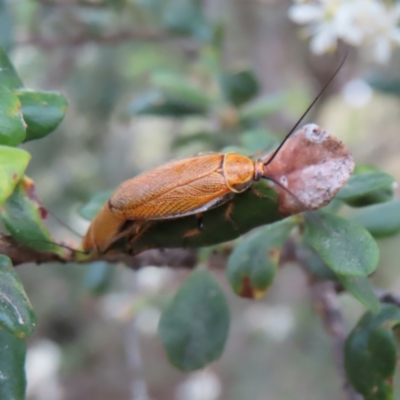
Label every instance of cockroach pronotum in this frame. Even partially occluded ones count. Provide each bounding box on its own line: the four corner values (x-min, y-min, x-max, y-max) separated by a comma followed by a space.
82, 56, 354, 254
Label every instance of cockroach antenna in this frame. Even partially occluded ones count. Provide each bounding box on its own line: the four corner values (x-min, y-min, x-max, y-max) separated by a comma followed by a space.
263, 52, 348, 167
32, 207, 86, 254
25, 239, 88, 255
46, 208, 84, 239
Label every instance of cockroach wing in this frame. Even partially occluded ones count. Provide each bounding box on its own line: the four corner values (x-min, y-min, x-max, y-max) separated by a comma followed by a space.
262, 124, 354, 215
109, 154, 232, 220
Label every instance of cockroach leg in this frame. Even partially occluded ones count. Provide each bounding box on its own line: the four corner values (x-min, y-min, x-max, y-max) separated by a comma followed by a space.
224, 202, 239, 230
224, 202, 235, 221
183, 228, 202, 239
183, 214, 205, 239
118, 219, 136, 234
127, 221, 151, 243
249, 186, 264, 198
249, 186, 276, 204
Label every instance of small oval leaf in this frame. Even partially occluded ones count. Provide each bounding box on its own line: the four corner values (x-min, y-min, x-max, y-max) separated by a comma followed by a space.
158, 268, 230, 371
0, 255, 36, 338
1, 177, 63, 254
0, 86, 26, 146
345, 304, 400, 400
0, 0, 14, 53
351, 200, 400, 238
299, 245, 337, 281
227, 218, 295, 299
16, 89, 68, 142
151, 71, 212, 110
84, 261, 115, 296
171, 131, 231, 151
239, 93, 285, 121
162, 0, 211, 41
239, 129, 278, 154
0, 328, 26, 400
219, 70, 260, 106
337, 168, 395, 207
130, 90, 206, 117
304, 212, 379, 277
0, 145, 30, 206
0, 45, 23, 89
338, 275, 381, 314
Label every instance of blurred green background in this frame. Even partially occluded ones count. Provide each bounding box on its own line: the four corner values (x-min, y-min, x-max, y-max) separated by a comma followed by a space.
3, 0, 400, 399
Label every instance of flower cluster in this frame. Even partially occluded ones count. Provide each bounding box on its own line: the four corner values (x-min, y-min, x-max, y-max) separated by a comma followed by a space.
289, 0, 400, 63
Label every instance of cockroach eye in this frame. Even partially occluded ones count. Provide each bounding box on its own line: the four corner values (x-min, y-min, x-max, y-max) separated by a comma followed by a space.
305, 124, 328, 144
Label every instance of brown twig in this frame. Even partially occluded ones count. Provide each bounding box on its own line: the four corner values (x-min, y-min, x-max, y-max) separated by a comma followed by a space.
310, 281, 363, 400
279, 239, 362, 400
18, 29, 170, 50
0, 235, 197, 270
375, 288, 400, 308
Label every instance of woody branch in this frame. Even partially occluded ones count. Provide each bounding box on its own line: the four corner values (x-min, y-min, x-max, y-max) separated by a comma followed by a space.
18, 29, 171, 50
280, 238, 362, 400
0, 235, 197, 270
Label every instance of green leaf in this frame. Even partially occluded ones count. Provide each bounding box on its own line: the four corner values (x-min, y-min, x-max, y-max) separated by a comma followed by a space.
219, 70, 260, 106
84, 261, 115, 295
239, 129, 279, 154
136, 0, 163, 13
211, 21, 225, 52
337, 167, 395, 207
151, 71, 212, 110
79, 190, 113, 221
0, 146, 30, 206
320, 198, 344, 214
0, 0, 14, 53
296, 245, 380, 312
162, 0, 212, 41
0, 46, 23, 89
338, 275, 381, 314
345, 304, 400, 400
129, 90, 207, 117
158, 268, 230, 371
304, 212, 379, 277
1, 177, 63, 254
239, 93, 285, 121
351, 200, 400, 238
0, 328, 26, 400
0, 255, 36, 338
15, 89, 68, 142
0, 86, 26, 146
299, 245, 337, 281
227, 218, 295, 299
369, 76, 400, 97
171, 131, 231, 151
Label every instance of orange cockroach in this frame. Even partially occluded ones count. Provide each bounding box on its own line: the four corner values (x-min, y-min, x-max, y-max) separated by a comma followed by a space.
82, 57, 351, 254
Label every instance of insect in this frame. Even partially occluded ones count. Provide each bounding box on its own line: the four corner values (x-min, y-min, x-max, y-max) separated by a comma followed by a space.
82, 57, 352, 255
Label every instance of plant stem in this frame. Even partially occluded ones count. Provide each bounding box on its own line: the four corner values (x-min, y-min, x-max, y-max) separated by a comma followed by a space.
310, 281, 363, 400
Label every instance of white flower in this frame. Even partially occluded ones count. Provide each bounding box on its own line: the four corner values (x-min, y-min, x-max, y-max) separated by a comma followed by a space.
310, 20, 340, 54
370, 4, 400, 63
26, 340, 64, 400
289, 0, 400, 63
341, 78, 373, 107
289, 0, 346, 54
289, 4, 325, 24
335, 1, 384, 45
175, 371, 222, 400
242, 304, 295, 341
